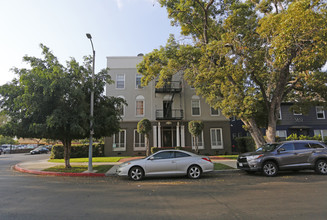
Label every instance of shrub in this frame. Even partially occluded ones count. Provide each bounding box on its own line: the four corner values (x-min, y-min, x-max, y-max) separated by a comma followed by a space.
235, 137, 255, 153
50, 144, 104, 159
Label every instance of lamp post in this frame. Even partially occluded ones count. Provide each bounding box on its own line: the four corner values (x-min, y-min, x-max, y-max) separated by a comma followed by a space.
86, 33, 95, 172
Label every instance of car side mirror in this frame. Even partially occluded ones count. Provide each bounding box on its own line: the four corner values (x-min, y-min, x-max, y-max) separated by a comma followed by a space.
278, 148, 285, 153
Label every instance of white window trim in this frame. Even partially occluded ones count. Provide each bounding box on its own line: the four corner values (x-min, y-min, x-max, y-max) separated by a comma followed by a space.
316, 106, 325, 119
135, 73, 143, 89
113, 129, 126, 151
191, 99, 201, 116
135, 95, 145, 117
210, 128, 224, 149
191, 131, 204, 149
276, 130, 287, 138
116, 74, 125, 90
134, 129, 146, 151
278, 108, 282, 120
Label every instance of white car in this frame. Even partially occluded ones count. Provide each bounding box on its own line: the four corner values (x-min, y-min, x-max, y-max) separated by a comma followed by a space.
116, 150, 214, 181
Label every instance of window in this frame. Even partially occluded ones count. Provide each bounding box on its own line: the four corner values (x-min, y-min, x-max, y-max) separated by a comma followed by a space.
116, 74, 125, 89
314, 130, 327, 140
276, 130, 287, 141
316, 106, 325, 119
191, 131, 204, 149
310, 143, 324, 149
175, 152, 191, 158
191, 96, 200, 116
136, 73, 143, 89
113, 130, 126, 151
280, 143, 294, 151
134, 129, 145, 150
211, 107, 220, 116
136, 95, 145, 116
293, 108, 302, 115
152, 151, 174, 160
294, 143, 311, 150
210, 128, 223, 149
278, 108, 282, 120
117, 96, 125, 117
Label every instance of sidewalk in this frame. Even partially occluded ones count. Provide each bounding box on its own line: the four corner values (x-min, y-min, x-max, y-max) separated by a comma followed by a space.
13, 157, 238, 177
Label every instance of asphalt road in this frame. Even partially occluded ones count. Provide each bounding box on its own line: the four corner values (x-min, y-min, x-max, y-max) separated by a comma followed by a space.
1, 153, 327, 220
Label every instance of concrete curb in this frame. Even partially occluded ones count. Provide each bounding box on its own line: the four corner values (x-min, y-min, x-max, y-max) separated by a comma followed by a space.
13, 164, 106, 177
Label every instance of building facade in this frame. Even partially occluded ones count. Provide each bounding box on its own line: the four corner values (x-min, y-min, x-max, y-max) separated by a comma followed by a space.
104, 56, 232, 156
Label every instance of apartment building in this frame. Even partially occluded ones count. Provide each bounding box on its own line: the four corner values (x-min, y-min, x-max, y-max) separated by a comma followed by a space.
104, 56, 231, 156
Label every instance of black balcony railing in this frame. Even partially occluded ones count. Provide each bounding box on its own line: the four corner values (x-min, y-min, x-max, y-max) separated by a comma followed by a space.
156, 109, 183, 120
155, 81, 182, 93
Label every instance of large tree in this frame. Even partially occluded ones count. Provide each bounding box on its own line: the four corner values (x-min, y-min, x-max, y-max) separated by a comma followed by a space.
0, 44, 124, 168
138, 0, 327, 148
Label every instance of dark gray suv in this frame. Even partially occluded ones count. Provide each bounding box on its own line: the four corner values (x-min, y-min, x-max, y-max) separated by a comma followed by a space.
237, 140, 327, 176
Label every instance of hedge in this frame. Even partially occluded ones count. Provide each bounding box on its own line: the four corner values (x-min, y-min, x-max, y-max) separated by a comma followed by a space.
50, 144, 104, 159
235, 137, 256, 153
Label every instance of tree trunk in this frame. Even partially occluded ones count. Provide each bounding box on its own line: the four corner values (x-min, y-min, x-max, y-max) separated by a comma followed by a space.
145, 134, 150, 156
63, 139, 72, 169
242, 118, 266, 149
195, 136, 199, 154
266, 110, 277, 143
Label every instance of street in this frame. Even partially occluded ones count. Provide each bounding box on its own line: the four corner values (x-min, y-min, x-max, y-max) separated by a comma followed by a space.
1, 154, 327, 220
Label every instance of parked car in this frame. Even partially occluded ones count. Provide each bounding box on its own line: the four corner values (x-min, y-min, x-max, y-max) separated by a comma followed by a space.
237, 140, 327, 176
116, 150, 214, 181
30, 146, 49, 155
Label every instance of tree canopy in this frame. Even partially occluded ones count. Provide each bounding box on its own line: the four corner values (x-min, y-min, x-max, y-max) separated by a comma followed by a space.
0, 44, 124, 167
138, 0, 327, 147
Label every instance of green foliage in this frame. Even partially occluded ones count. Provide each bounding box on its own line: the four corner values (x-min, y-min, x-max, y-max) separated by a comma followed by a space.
0, 135, 18, 145
138, 0, 327, 147
137, 119, 152, 135
50, 144, 104, 159
188, 121, 204, 137
286, 134, 323, 141
235, 137, 256, 153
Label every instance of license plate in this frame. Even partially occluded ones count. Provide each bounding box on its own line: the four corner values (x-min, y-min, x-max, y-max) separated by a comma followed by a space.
238, 162, 243, 167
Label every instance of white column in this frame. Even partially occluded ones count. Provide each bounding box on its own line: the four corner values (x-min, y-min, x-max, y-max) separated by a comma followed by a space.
181, 125, 185, 148
176, 122, 180, 147
158, 122, 161, 148
153, 126, 157, 147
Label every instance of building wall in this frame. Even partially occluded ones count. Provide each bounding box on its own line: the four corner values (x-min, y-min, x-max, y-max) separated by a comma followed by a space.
105, 56, 232, 156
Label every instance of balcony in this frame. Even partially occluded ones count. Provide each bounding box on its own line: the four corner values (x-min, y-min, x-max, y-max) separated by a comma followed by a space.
156, 109, 184, 120
155, 81, 182, 93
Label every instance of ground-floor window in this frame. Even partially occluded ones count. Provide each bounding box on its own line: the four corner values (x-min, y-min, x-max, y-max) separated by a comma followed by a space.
113, 129, 126, 151
314, 130, 327, 140
276, 130, 287, 141
210, 128, 223, 149
134, 129, 146, 151
191, 131, 204, 149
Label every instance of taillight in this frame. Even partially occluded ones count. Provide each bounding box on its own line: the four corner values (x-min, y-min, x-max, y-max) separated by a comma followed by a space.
202, 157, 212, 163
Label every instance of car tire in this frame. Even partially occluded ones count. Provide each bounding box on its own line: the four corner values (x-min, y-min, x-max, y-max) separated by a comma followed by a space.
187, 165, 202, 179
315, 159, 327, 175
129, 166, 144, 181
262, 161, 278, 177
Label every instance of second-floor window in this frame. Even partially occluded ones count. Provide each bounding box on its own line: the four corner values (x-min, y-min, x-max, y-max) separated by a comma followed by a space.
136, 73, 143, 89
116, 74, 125, 89
136, 95, 145, 116
211, 107, 220, 116
316, 106, 325, 119
191, 96, 200, 116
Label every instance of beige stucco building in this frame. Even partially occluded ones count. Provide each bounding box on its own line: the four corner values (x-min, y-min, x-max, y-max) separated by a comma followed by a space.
104, 55, 231, 156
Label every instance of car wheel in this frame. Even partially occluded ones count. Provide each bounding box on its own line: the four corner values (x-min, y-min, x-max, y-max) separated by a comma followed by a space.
187, 165, 202, 179
262, 161, 278, 177
129, 167, 144, 181
315, 159, 327, 175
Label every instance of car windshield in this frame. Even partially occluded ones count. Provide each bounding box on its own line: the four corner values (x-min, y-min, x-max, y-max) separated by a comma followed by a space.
256, 143, 280, 152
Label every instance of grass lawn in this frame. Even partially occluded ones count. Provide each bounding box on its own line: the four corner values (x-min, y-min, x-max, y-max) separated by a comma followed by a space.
48, 157, 127, 163
43, 165, 114, 173
214, 163, 235, 170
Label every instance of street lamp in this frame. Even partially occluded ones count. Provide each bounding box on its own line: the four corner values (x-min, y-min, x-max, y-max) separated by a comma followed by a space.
86, 33, 95, 172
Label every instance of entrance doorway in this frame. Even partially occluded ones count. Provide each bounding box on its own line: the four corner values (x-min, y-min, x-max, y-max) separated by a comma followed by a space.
162, 127, 176, 147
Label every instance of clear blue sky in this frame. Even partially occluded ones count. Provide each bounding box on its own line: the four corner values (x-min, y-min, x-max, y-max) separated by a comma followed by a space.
0, 0, 181, 85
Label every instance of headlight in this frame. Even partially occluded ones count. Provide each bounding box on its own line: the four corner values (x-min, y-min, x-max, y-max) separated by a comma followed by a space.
247, 155, 263, 161
119, 162, 131, 168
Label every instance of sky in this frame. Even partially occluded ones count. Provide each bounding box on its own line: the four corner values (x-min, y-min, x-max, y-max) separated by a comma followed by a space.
0, 0, 181, 85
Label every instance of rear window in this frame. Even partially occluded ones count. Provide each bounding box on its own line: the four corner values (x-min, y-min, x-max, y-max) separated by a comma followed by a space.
310, 143, 325, 149
294, 143, 311, 150
175, 152, 191, 158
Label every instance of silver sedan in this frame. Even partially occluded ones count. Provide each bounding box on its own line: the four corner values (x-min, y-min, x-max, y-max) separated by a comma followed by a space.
116, 150, 214, 181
